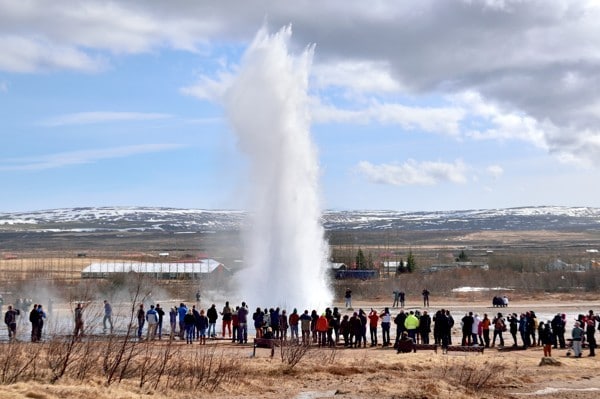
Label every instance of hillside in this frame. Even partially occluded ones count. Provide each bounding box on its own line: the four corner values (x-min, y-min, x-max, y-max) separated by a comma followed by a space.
1, 205, 599, 233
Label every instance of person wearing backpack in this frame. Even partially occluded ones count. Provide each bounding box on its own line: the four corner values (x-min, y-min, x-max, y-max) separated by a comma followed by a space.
492, 312, 505, 347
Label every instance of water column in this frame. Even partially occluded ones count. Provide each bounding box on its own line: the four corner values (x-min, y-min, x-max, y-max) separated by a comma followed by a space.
225, 26, 332, 310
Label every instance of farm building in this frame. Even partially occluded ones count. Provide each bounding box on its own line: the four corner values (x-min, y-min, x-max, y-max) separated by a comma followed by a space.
81, 259, 230, 279
381, 260, 406, 275
330, 263, 348, 271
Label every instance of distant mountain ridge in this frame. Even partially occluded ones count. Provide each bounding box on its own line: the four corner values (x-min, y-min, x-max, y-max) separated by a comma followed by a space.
0, 206, 599, 233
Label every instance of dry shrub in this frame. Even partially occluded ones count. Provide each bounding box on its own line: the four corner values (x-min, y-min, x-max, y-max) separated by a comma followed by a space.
323, 365, 361, 376
166, 345, 241, 392
0, 334, 241, 395
438, 358, 507, 393
377, 362, 406, 372
279, 340, 310, 370
0, 342, 42, 384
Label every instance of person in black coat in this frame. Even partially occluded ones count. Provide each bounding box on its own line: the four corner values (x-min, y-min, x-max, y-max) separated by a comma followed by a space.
207, 304, 219, 338
419, 310, 431, 344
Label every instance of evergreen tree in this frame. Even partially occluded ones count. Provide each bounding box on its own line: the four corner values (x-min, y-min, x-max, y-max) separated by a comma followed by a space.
397, 258, 405, 274
456, 250, 469, 262
356, 248, 367, 269
406, 251, 416, 273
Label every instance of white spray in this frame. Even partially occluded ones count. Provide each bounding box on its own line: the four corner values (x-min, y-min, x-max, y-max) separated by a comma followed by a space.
225, 26, 332, 311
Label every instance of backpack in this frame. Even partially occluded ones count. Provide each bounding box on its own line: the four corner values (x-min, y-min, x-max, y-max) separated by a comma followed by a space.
495, 318, 506, 331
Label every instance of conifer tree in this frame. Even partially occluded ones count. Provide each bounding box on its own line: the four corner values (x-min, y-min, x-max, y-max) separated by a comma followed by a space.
406, 250, 416, 273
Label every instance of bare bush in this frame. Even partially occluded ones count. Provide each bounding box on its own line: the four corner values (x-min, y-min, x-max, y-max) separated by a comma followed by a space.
0, 342, 41, 384
171, 345, 241, 391
437, 358, 507, 393
279, 340, 309, 370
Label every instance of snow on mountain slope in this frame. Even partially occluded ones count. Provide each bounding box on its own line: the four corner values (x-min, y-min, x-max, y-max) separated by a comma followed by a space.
0, 206, 599, 232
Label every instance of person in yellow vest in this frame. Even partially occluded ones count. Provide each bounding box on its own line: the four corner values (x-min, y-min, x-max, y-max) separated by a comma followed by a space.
404, 310, 420, 342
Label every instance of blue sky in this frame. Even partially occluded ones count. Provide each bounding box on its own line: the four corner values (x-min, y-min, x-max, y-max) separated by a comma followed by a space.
1, 1, 600, 212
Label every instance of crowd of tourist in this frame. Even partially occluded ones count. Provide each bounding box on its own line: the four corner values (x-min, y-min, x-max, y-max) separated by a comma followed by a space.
3, 294, 599, 360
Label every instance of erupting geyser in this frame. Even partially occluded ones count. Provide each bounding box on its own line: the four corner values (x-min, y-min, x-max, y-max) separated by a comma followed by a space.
226, 26, 332, 310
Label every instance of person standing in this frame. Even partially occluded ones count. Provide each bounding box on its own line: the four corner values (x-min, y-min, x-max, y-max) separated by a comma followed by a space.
461, 312, 474, 346
368, 308, 379, 347
551, 313, 566, 349
300, 310, 311, 345
169, 307, 177, 338
183, 309, 196, 344
289, 308, 300, 341
73, 303, 85, 338
136, 304, 145, 340
316, 313, 329, 347
380, 307, 391, 347
207, 304, 218, 338
4, 305, 20, 340
146, 304, 159, 340
192, 305, 201, 339
404, 310, 420, 342
481, 313, 491, 348
394, 310, 407, 347
103, 300, 113, 334
422, 289, 430, 307
270, 308, 280, 339
399, 291, 405, 308
492, 313, 505, 347
586, 310, 596, 357
177, 303, 188, 340
155, 303, 165, 339
36, 304, 46, 341
238, 302, 248, 344
434, 310, 451, 352
279, 309, 289, 341
472, 313, 481, 346
197, 309, 209, 345
571, 321, 584, 358
419, 310, 432, 345
507, 313, 518, 347
540, 322, 554, 357
344, 288, 352, 309
29, 304, 39, 342
231, 306, 239, 343
392, 290, 400, 308
252, 307, 264, 339
221, 301, 232, 338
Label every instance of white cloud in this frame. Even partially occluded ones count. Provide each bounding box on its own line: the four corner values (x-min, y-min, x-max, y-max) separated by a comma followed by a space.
3, 0, 600, 170
0, 35, 105, 73
312, 60, 402, 94
180, 71, 235, 103
0, 1, 221, 73
41, 112, 172, 127
0, 143, 184, 171
357, 159, 468, 186
313, 99, 465, 136
454, 91, 548, 148
486, 164, 504, 178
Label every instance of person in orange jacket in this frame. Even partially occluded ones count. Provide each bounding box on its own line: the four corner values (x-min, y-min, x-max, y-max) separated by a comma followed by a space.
316, 313, 329, 347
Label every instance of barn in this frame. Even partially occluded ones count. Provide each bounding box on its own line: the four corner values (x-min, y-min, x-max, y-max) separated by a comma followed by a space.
81, 259, 231, 280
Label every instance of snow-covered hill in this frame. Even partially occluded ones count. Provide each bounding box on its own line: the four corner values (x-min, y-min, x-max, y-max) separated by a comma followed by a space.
1, 206, 599, 233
